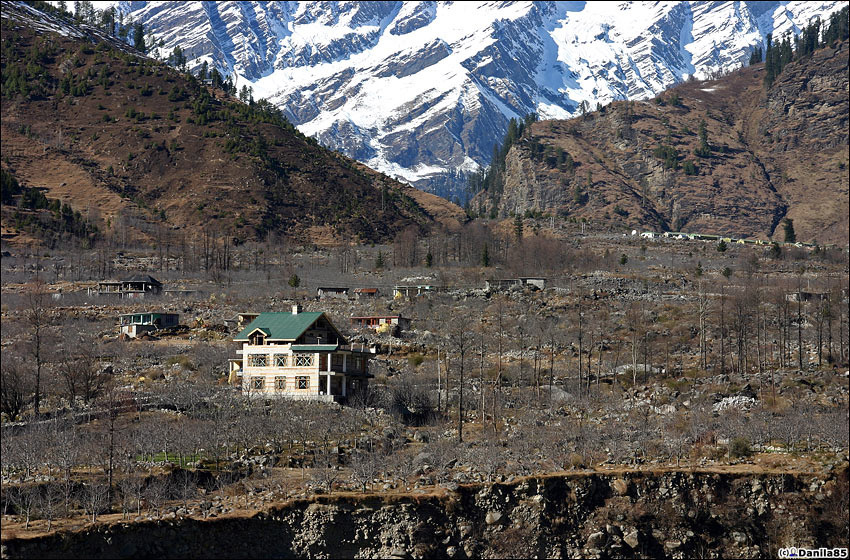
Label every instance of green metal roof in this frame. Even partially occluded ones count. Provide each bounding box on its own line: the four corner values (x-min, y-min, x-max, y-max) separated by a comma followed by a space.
234, 312, 324, 341
290, 344, 339, 352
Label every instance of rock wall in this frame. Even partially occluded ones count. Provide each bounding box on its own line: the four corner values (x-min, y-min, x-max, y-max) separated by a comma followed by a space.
3, 467, 847, 559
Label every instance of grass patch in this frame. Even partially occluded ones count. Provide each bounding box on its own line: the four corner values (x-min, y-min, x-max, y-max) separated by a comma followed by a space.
166, 355, 195, 370
137, 452, 203, 467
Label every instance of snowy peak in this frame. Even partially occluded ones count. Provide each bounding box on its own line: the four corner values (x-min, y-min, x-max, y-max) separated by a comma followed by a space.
115, 1, 845, 197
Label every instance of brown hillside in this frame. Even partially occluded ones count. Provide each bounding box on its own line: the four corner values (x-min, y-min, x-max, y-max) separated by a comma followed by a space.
0, 3, 464, 248
481, 41, 849, 244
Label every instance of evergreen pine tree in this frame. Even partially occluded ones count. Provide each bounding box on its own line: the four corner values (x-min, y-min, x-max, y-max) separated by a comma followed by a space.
783, 218, 796, 243
513, 214, 524, 240
694, 119, 711, 157
132, 22, 146, 53
764, 33, 776, 86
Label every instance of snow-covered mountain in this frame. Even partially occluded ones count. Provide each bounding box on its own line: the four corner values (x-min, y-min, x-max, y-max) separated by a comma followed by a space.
115, 1, 844, 197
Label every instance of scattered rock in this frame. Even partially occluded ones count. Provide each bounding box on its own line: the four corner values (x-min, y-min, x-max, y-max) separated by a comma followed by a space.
587, 531, 606, 547
485, 511, 503, 526
611, 478, 629, 496
624, 530, 640, 549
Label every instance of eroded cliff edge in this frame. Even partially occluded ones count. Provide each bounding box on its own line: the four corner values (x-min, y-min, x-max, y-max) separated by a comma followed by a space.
3, 466, 847, 559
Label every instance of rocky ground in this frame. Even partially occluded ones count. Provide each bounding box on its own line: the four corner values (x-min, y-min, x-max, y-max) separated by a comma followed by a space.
1, 230, 848, 558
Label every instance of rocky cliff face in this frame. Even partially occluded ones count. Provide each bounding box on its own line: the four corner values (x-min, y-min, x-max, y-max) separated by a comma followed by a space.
483, 40, 849, 244
3, 468, 847, 559
116, 1, 845, 198
749, 40, 850, 246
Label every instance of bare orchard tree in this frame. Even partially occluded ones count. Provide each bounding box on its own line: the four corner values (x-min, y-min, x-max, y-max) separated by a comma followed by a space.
311, 446, 341, 494
22, 278, 55, 416
625, 302, 644, 388
695, 280, 711, 371
58, 339, 108, 407
464, 435, 505, 483
0, 350, 31, 420
7, 485, 39, 529
143, 476, 171, 518
37, 482, 64, 531
80, 477, 110, 523
422, 434, 458, 485
663, 413, 691, 466
349, 447, 382, 493
174, 469, 198, 512
446, 312, 472, 443
4, 423, 49, 482
46, 419, 82, 515
388, 375, 435, 427
289, 401, 319, 480
119, 474, 146, 519
487, 298, 508, 429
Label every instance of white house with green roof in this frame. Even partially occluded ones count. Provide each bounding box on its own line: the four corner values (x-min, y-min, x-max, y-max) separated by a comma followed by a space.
230, 306, 374, 402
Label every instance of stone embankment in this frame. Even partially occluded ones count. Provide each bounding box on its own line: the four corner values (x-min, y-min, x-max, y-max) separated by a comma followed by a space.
3, 467, 847, 559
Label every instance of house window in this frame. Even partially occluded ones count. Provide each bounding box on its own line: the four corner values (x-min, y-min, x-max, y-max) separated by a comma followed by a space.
275, 376, 286, 390
294, 353, 314, 367
296, 376, 308, 390
250, 332, 266, 345
249, 354, 267, 367
332, 354, 344, 368
251, 377, 264, 391
274, 355, 288, 367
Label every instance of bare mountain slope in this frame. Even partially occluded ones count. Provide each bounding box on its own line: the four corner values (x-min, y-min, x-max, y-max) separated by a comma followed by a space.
478, 40, 848, 244
1, 2, 464, 247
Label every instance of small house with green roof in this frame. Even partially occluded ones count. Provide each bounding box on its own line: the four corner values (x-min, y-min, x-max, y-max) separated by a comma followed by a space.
229, 305, 374, 402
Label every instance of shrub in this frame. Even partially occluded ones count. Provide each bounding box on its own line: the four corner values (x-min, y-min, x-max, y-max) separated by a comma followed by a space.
166, 355, 195, 370
653, 144, 679, 169
728, 437, 752, 458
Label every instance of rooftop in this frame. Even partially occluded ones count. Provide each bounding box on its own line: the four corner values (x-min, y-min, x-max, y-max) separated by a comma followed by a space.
234, 311, 325, 342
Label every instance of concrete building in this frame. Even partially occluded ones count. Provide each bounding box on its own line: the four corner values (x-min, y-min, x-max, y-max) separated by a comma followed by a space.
230, 306, 374, 402
119, 312, 179, 338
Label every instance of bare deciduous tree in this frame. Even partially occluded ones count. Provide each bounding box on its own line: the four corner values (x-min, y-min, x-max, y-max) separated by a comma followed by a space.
80, 478, 109, 523
349, 448, 381, 493
1, 352, 30, 420
22, 279, 54, 416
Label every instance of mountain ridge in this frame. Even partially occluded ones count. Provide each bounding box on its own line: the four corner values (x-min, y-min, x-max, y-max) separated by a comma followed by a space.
114, 1, 846, 198
0, 1, 465, 248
